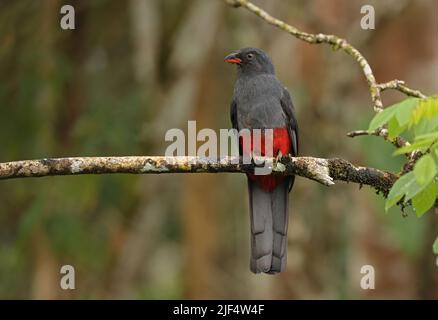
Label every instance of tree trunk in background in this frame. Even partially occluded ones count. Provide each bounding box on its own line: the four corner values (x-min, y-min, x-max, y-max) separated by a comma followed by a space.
181, 66, 219, 299
31, 230, 58, 299
31, 0, 59, 300
57, 0, 87, 150
178, 1, 222, 299
109, 0, 164, 297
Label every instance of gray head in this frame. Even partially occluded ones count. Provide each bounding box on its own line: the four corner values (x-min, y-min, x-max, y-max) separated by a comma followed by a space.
224, 47, 275, 76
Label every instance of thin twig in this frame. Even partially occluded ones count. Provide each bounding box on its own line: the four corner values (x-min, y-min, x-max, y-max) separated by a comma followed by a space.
347, 129, 409, 149
377, 80, 427, 98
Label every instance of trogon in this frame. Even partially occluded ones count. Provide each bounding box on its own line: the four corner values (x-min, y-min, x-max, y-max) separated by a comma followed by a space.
225, 48, 298, 274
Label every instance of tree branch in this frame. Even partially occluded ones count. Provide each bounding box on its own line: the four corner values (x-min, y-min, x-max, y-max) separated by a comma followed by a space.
377, 80, 427, 99
0, 156, 397, 194
347, 128, 409, 149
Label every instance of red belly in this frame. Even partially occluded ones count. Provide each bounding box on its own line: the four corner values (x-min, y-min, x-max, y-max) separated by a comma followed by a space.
240, 128, 292, 192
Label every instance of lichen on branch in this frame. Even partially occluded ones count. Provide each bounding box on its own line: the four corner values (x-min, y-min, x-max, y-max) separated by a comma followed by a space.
0, 156, 397, 194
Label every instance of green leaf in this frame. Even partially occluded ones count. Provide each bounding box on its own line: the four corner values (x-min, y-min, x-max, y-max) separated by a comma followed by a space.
415, 131, 438, 141
410, 97, 438, 126
395, 98, 419, 126
425, 97, 438, 118
393, 138, 436, 155
411, 101, 426, 126
388, 117, 405, 140
385, 172, 416, 210
386, 171, 433, 211
404, 176, 428, 202
414, 116, 438, 137
412, 181, 437, 217
385, 194, 403, 211
369, 98, 419, 131
368, 105, 397, 131
413, 154, 437, 185
433, 236, 438, 255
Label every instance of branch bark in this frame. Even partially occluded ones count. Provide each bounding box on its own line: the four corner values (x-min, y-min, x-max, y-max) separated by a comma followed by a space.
347, 128, 409, 149
377, 80, 427, 99
0, 156, 397, 194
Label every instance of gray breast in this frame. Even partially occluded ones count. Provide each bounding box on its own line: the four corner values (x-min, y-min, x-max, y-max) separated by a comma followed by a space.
235, 74, 286, 129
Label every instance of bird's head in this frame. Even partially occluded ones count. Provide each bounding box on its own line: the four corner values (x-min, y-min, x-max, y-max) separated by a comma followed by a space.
224, 47, 275, 76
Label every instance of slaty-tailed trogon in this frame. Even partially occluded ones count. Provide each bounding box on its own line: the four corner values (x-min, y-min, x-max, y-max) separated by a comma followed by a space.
225, 48, 298, 274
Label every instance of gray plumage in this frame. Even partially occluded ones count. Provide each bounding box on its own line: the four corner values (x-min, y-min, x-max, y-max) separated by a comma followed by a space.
226, 48, 298, 274
248, 179, 290, 273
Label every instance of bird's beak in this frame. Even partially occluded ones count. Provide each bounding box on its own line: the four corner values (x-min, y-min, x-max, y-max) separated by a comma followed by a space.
224, 52, 242, 65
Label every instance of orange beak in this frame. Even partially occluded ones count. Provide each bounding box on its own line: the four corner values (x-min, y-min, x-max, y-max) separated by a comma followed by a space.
224, 53, 242, 65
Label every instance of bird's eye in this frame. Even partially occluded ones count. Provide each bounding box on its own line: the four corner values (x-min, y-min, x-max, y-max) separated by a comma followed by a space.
246, 53, 254, 60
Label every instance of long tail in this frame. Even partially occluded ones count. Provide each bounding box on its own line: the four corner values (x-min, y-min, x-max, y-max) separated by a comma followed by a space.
248, 178, 290, 274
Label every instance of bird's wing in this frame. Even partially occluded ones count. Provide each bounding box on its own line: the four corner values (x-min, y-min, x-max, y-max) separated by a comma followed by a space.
230, 98, 238, 130
280, 87, 298, 156
230, 98, 243, 156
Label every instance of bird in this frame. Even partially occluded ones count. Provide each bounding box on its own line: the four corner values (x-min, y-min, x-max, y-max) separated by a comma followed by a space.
225, 47, 298, 274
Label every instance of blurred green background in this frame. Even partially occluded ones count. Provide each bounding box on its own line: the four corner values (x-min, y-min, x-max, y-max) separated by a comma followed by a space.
0, 0, 437, 299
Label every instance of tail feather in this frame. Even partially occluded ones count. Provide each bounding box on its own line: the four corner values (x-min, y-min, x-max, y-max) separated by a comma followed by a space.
248, 178, 290, 274
248, 181, 273, 273
270, 180, 289, 273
